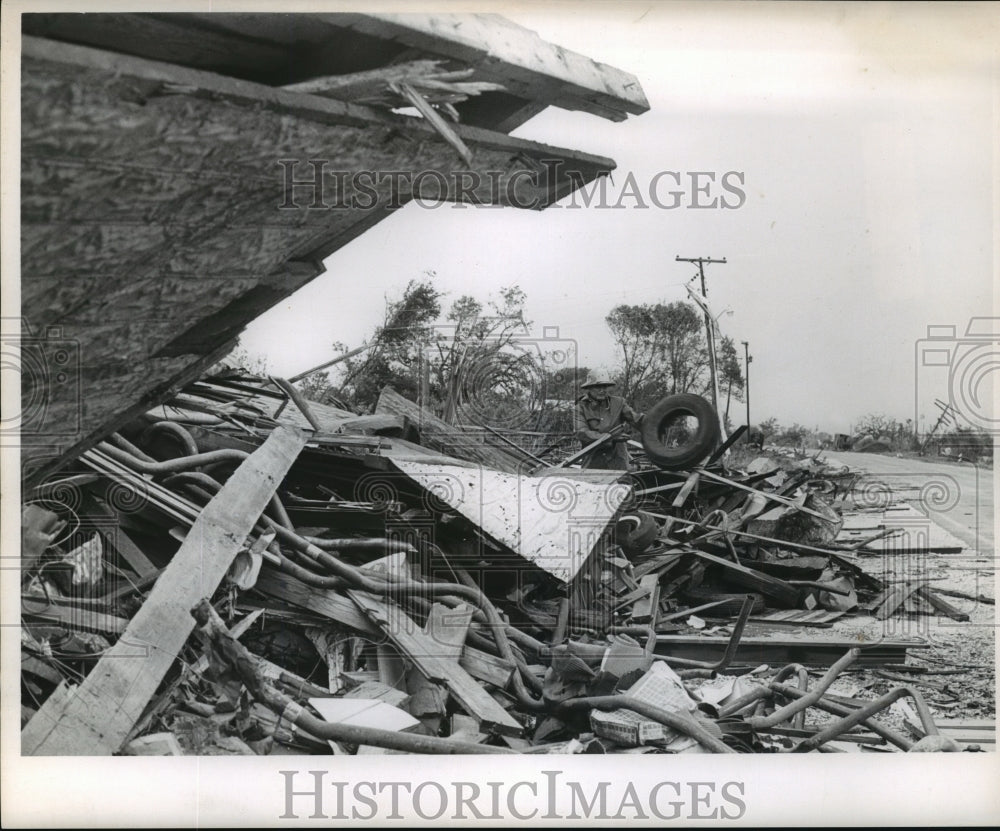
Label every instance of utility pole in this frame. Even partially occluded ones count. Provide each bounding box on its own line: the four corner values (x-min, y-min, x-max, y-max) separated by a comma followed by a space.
919, 399, 957, 455
741, 340, 752, 436
677, 255, 727, 429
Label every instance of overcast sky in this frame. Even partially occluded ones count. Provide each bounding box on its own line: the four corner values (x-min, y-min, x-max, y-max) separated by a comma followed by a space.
241, 2, 997, 434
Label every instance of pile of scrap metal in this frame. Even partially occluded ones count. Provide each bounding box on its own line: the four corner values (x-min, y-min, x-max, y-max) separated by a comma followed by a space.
20, 373, 966, 756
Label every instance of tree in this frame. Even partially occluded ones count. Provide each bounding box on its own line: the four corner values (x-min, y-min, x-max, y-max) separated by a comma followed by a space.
777, 422, 810, 447
222, 345, 269, 377
336, 277, 444, 412
758, 417, 780, 442
544, 365, 591, 402
322, 280, 548, 429
297, 370, 334, 404
854, 412, 899, 438
606, 300, 708, 411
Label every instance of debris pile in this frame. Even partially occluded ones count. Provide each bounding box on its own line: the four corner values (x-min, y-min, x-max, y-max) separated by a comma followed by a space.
19, 374, 989, 755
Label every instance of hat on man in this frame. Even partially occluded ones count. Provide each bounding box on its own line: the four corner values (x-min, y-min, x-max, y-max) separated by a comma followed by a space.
581, 369, 615, 389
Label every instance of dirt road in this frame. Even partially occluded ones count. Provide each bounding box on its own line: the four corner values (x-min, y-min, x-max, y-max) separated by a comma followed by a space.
823, 450, 995, 557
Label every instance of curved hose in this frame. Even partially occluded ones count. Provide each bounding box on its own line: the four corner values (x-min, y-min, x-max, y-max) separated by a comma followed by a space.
747, 649, 859, 730
265, 527, 546, 711
767, 681, 913, 751
660, 594, 754, 671
139, 451, 546, 712
791, 685, 936, 753
141, 421, 200, 458
190, 600, 514, 754
162, 470, 294, 531
302, 536, 417, 554
108, 432, 157, 463
99, 439, 250, 475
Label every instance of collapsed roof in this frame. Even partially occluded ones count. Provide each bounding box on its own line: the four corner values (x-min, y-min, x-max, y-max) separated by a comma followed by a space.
19, 12, 649, 486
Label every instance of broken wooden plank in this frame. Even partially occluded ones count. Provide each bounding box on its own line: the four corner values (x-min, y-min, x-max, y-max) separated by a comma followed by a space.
705, 424, 748, 464
917, 587, 971, 622
932, 587, 994, 605
686, 548, 802, 607
332, 13, 650, 119
423, 602, 474, 661
671, 472, 700, 509
458, 645, 516, 689
875, 580, 925, 621
655, 634, 928, 666
21, 425, 308, 756
376, 386, 524, 472
253, 568, 381, 637
629, 574, 661, 624
347, 590, 524, 737
744, 609, 846, 627
394, 81, 473, 165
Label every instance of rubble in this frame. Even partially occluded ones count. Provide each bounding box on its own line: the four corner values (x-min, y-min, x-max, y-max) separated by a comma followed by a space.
19, 374, 990, 756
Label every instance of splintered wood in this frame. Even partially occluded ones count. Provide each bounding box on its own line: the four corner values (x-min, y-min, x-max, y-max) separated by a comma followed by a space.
21, 426, 308, 755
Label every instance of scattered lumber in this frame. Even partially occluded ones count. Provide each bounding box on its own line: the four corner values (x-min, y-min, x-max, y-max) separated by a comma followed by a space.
376, 386, 524, 472
18, 374, 977, 757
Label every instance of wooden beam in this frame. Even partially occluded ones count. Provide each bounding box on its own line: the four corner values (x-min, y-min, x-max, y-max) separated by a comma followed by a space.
22, 35, 615, 170
334, 13, 650, 119
672, 472, 701, 509
21, 425, 308, 756
459, 95, 548, 133
348, 590, 524, 737
23, 13, 289, 74
875, 580, 926, 621
252, 569, 381, 637
654, 635, 928, 666
686, 548, 802, 608
459, 646, 516, 689
376, 386, 524, 473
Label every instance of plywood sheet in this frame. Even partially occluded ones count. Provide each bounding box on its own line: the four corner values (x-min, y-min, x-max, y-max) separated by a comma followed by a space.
390, 460, 630, 582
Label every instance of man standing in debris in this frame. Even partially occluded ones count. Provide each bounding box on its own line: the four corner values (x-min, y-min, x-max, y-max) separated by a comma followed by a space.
575, 370, 644, 470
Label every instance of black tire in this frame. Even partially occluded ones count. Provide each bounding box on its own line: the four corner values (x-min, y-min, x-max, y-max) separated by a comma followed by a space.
680, 586, 765, 616
640, 393, 720, 470
616, 511, 659, 555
